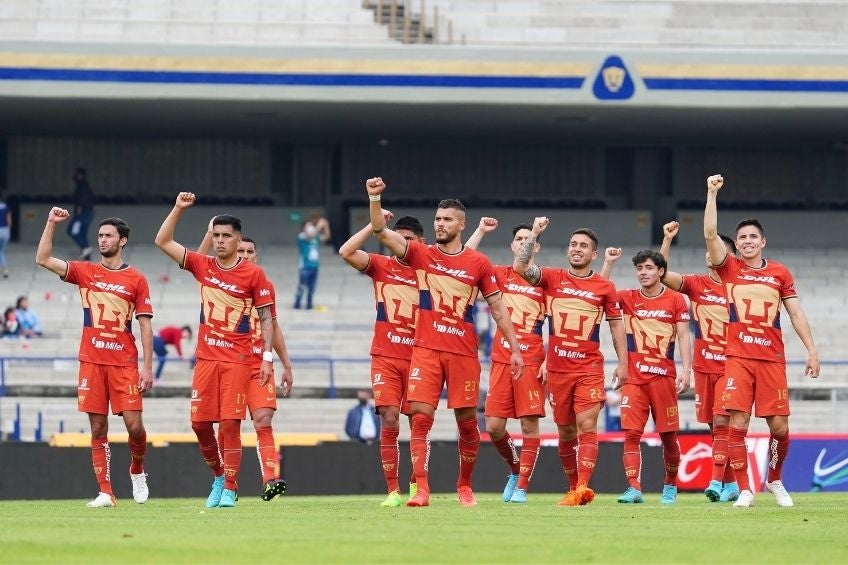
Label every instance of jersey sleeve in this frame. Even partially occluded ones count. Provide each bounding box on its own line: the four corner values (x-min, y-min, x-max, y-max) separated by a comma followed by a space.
477, 257, 500, 297
62, 260, 85, 285
181, 250, 206, 277
780, 266, 798, 300
401, 240, 423, 268
673, 293, 690, 323
363, 253, 380, 278
134, 274, 154, 318
252, 268, 274, 310
536, 266, 551, 290
603, 280, 622, 319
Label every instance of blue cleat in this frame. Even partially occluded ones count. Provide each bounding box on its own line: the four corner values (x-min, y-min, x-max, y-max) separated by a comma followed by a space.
218, 488, 236, 508
509, 488, 527, 504
617, 487, 644, 504
502, 473, 520, 502
660, 484, 677, 504
205, 475, 225, 508
704, 479, 722, 502
720, 481, 740, 502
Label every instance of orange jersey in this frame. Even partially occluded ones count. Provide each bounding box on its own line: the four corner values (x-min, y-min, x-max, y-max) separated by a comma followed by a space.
402, 241, 499, 358
490, 265, 545, 366
538, 268, 621, 372
248, 281, 278, 370
715, 256, 796, 363
64, 261, 153, 367
182, 250, 273, 365
619, 287, 689, 385
678, 273, 729, 373
364, 254, 419, 361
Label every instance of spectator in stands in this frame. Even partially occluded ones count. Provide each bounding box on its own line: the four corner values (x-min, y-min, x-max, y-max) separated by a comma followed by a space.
2, 307, 19, 338
153, 325, 193, 380
68, 167, 95, 261
293, 214, 331, 310
0, 190, 10, 278
14, 296, 42, 337
345, 390, 381, 443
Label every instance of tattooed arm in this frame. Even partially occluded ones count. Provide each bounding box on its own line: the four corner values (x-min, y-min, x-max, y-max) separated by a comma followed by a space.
258, 305, 274, 386
512, 216, 548, 285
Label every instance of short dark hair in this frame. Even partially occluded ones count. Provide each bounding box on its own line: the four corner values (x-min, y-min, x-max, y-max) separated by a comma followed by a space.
437, 198, 465, 212
99, 217, 130, 241
735, 218, 764, 237
719, 233, 737, 255
393, 216, 424, 237
15, 296, 26, 309
213, 214, 242, 233
180, 325, 193, 339
632, 249, 667, 271
572, 228, 599, 250
512, 223, 540, 243
240, 235, 257, 248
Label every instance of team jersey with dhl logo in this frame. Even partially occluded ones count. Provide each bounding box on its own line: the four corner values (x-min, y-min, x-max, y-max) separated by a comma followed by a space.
537, 268, 621, 373
490, 265, 545, 366
618, 286, 689, 384
63, 261, 153, 367
714, 255, 797, 363
677, 273, 729, 374
363, 254, 419, 361
402, 241, 499, 358
247, 281, 278, 370
182, 250, 273, 365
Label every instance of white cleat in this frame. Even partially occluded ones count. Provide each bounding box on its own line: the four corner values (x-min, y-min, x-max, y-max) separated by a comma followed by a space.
86, 492, 116, 508
766, 480, 794, 507
732, 489, 755, 508
131, 472, 149, 504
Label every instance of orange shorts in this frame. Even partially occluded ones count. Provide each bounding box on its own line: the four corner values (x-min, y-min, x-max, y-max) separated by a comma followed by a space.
247, 367, 277, 414
620, 378, 679, 433
485, 362, 545, 419
406, 347, 481, 409
371, 355, 411, 414
190, 359, 251, 422
77, 361, 142, 415
722, 357, 789, 417
693, 370, 729, 424
547, 370, 606, 426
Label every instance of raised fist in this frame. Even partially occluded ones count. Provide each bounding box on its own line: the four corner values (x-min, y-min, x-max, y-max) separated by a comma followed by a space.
48, 207, 70, 223
532, 217, 550, 234
478, 217, 499, 233
365, 177, 386, 196
663, 221, 680, 240
707, 175, 724, 193
176, 192, 196, 208
605, 247, 623, 263
382, 209, 394, 223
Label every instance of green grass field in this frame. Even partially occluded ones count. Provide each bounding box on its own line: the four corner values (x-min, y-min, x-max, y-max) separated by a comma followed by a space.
1, 493, 846, 564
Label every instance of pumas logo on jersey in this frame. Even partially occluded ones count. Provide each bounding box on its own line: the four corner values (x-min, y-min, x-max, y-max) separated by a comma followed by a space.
205, 276, 244, 294
558, 287, 598, 300
635, 309, 672, 319
93, 282, 131, 295
504, 283, 542, 297
738, 332, 772, 346
739, 274, 778, 285
430, 263, 473, 280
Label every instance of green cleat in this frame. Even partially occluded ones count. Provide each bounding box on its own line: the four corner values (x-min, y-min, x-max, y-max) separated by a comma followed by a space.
408, 482, 418, 500
260, 479, 287, 501
381, 490, 403, 507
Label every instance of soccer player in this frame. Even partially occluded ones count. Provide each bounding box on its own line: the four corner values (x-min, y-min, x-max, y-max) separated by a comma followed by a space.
36, 208, 153, 507
198, 224, 294, 501
155, 193, 274, 509
704, 174, 820, 508
339, 210, 424, 507
365, 177, 524, 508
658, 220, 740, 502
512, 217, 628, 506
464, 217, 547, 504
602, 248, 692, 504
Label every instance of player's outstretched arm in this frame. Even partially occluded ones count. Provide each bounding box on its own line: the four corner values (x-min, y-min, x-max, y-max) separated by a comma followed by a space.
465, 216, 498, 250
599, 246, 622, 279
339, 209, 394, 271
365, 177, 408, 258
35, 207, 70, 277
704, 175, 728, 267
137, 315, 154, 393
272, 319, 294, 396
783, 297, 820, 379
608, 318, 628, 390
155, 192, 194, 265
513, 216, 547, 285
257, 305, 274, 386
486, 292, 525, 378
659, 221, 684, 290
675, 320, 693, 394
197, 215, 216, 254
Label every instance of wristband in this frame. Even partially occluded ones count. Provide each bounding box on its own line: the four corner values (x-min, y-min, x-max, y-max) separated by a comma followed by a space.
262, 351, 273, 363
372, 226, 385, 234
368, 194, 381, 202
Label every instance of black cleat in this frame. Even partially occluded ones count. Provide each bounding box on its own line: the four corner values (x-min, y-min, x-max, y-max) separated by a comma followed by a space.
261, 479, 287, 501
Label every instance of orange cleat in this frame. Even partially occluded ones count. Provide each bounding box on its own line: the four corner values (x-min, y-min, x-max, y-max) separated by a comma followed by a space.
576, 483, 595, 505
406, 491, 430, 507
557, 490, 582, 506
457, 486, 478, 507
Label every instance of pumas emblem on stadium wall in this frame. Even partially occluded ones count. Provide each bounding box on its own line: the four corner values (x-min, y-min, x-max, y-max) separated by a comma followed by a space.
593, 55, 635, 100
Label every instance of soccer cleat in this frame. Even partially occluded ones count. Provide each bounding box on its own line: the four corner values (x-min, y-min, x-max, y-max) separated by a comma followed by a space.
381, 490, 403, 508
660, 484, 678, 504
733, 489, 755, 508
720, 481, 740, 502
86, 492, 116, 508
576, 483, 595, 506
130, 472, 149, 504
406, 490, 430, 507
502, 473, 520, 502
457, 486, 477, 507
408, 482, 418, 499
617, 487, 644, 504
557, 490, 582, 506
260, 478, 287, 502
509, 488, 527, 504
218, 488, 237, 508
704, 480, 722, 502
205, 475, 225, 508
766, 480, 794, 507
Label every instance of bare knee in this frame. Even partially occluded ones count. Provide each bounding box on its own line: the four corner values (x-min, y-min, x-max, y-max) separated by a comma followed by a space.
379, 407, 400, 429
767, 416, 789, 438
558, 424, 577, 442
519, 417, 539, 438
729, 410, 750, 430
486, 417, 506, 440
252, 408, 274, 429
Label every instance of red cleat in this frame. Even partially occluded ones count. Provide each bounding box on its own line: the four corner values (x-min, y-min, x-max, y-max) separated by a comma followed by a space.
457, 486, 477, 507
576, 483, 595, 506
557, 490, 582, 506
406, 491, 430, 507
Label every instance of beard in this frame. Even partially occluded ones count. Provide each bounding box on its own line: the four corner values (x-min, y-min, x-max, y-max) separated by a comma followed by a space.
569, 256, 590, 270
100, 246, 119, 258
